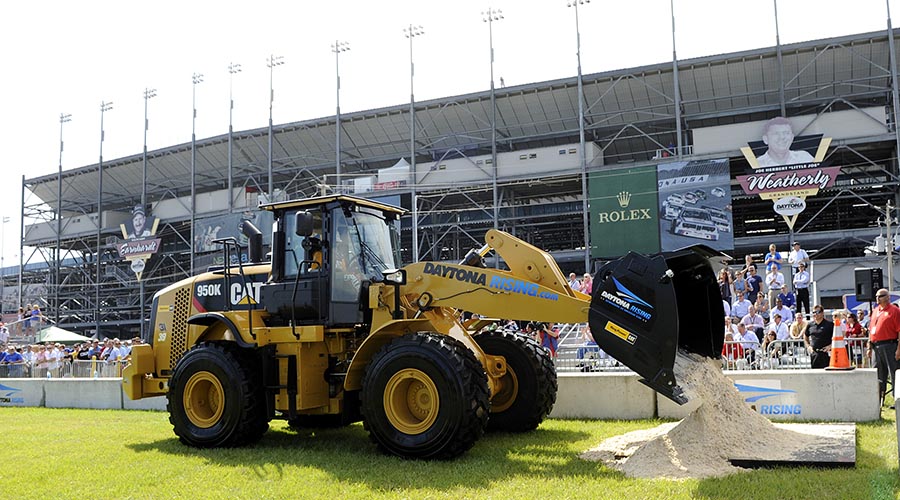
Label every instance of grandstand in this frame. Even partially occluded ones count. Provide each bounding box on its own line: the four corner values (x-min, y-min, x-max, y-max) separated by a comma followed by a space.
16, 28, 900, 339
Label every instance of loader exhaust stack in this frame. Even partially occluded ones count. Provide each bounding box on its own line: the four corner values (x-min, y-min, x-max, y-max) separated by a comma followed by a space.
588, 246, 725, 405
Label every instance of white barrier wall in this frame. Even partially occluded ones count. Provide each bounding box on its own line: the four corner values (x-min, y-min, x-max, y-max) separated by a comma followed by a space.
0, 370, 882, 422
659, 369, 879, 422
44, 378, 123, 410
551, 373, 656, 420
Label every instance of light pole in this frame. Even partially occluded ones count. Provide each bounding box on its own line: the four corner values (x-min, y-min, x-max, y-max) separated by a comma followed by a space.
140, 88, 156, 340
96, 100, 113, 339
332, 40, 350, 193
670, 0, 683, 157
267, 54, 285, 199
228, 62, 241, 213
483, 7, 503, 238
191, 73, 203, 275
56, 112, 71, 322
404, 24, 424, 262
567, 0, 591, 272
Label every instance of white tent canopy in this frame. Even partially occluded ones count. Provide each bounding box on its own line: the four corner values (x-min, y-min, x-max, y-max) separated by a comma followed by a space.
37, 326, 92, 344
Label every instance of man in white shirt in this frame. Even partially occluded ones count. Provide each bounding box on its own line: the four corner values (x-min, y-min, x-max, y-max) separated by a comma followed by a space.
792, 262, 811, 316
567, 273, 580, 290
731, 292, 752, 320
771, 298, 794, 327
766, 266, 785, 310
768, 313, 790, 341
788, 242, 810, 273
741, 305, 766, 341
737, 322, 761, 350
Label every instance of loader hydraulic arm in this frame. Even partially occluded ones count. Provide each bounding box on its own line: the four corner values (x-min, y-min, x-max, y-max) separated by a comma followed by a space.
398, 229, 591, 325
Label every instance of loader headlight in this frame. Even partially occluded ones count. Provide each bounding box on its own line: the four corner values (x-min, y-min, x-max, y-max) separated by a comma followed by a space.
382, 268, 407, 286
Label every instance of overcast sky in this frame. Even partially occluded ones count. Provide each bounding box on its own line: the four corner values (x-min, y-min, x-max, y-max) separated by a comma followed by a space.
0, 0, 896, 263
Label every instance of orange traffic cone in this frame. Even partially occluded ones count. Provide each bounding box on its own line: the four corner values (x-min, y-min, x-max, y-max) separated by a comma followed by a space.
826, 316, 854, 371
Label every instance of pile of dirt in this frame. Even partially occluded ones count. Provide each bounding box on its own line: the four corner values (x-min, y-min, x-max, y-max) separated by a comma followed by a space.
580, 352, 839, 479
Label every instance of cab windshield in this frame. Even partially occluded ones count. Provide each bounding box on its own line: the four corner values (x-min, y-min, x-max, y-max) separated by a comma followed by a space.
332, 207, 399, 302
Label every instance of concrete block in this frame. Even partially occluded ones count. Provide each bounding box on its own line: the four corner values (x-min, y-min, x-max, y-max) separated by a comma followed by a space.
551, 372, 656, 420
44, 378, 123, 410
122, 389, 167, 411
660, 369, 879, 422
0, 379, 44, 407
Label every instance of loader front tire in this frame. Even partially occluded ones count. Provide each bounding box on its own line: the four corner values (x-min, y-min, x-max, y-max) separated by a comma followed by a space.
473, 329, 557, 432
168, 342, 268, 447
361, 333, 490, 459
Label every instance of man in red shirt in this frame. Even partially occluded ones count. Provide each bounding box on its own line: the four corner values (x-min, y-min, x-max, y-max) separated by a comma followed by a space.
867, 288, 900, 408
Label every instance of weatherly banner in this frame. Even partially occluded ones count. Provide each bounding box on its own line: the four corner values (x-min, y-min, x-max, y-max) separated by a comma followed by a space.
738, 116, 838, 229
118, 205, 161, 281
589, 166, 660, 258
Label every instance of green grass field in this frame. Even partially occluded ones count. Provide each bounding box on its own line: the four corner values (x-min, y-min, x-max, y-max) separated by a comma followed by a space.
1, 407, 898, 500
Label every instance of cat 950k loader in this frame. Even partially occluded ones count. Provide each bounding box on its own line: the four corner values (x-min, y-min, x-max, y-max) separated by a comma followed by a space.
123, 195, 724, 459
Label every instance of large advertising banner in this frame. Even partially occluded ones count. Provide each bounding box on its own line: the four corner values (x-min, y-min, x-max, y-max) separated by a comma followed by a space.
657, 159, 733, 252
117, 205, 161, 281
589, 166, 660, 258
738, 116, 838, 229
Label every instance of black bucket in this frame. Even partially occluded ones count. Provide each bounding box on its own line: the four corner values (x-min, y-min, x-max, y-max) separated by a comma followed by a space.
588, 246, 725, 405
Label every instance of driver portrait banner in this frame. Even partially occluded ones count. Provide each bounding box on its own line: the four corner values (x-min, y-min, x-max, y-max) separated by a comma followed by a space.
118, 205, 161, 281
738, 116, 838, 230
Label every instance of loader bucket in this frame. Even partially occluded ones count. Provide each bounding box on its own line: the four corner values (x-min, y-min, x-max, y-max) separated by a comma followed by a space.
588, 246, 725, 405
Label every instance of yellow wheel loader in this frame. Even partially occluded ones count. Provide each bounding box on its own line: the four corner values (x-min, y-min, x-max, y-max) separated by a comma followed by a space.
123, 195, 724, 459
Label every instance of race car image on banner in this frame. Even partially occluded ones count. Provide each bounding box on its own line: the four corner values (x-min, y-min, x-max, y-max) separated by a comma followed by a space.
657, 159, 733, 252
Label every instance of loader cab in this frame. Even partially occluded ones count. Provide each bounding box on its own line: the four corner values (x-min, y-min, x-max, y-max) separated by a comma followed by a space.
262, 195, 404, 327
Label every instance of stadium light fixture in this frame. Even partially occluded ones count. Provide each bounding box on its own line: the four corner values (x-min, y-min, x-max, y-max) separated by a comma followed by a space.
567, 0, 592, 271
404, 24, 424, 262
482, 7, 504, 251
267, 54, 285, 199
332, 40, 350, 192
228, 62, 242, 213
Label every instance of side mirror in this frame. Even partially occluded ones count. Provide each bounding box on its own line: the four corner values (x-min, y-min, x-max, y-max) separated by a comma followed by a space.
295, 211, 314, 237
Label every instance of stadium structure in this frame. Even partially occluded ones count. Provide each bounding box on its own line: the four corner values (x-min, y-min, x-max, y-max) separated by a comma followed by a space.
14, 29, 900, 339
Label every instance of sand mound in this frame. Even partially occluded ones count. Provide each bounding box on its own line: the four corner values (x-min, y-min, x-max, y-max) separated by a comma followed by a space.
580, 352, 840, 479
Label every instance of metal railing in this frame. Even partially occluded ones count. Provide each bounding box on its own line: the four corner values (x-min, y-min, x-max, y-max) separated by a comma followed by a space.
0, 358, 126, 379
553, 331, 872, 373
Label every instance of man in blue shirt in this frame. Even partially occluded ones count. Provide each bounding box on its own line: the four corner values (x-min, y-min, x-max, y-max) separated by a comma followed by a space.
777, 290, 796, 310
745, 266, 764, 304
1, 346, 26, 377
764, 243, 782, 272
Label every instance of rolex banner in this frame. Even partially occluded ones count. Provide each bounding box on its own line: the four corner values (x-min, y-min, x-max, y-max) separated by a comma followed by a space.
589, 159, 732, 259
590, 165, 660, 258
657, 158, 733, 252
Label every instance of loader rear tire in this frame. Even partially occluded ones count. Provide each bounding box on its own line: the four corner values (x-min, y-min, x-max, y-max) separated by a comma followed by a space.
473, 329, 557, 432
168, 342, 268, 447
361, 333, 490, 459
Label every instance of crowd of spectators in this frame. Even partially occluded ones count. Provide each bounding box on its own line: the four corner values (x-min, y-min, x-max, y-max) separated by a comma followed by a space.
719, 242, 870, 370
0, 337, 143, 378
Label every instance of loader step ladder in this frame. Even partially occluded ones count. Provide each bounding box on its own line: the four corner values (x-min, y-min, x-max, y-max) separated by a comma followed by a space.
265, 354, 298, 419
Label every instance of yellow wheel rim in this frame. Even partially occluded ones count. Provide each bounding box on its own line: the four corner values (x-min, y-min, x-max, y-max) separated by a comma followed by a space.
383, 368, 439, 435
183, 371, 224, 428
492, 366, 519, 413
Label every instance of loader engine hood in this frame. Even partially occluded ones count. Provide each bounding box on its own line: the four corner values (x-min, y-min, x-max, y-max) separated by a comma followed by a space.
588, 246, 725, 405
